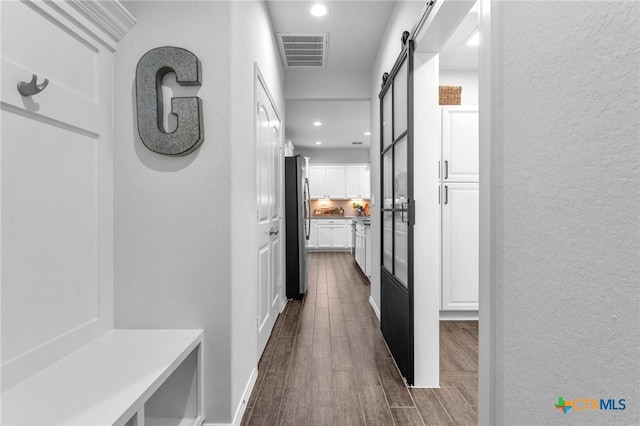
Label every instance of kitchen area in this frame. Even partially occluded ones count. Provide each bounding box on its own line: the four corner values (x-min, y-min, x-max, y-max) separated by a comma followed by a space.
306, 162, 372, 279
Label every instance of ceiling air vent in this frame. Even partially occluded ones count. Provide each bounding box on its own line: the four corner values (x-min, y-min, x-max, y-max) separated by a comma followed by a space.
352, 141, 363, 145
276, 33, 328, 67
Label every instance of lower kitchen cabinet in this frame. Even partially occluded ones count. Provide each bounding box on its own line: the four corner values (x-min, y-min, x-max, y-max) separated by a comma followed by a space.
312, 219, 350, 250
441, 183, 479, 310
354, 222, 371, 278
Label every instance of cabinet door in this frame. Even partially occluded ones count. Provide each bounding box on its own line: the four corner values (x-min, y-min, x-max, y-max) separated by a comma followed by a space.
358, 166, 371, 198
344, 166, 360, 198
442, 107, 479, 183
308, 166, 327, 198
324, 166, 345, 198
317, 224, 333, 248
331, 225, 347, 248
364, 226, 371, 277
441, 183, 479, 310
345, 165, 370, 199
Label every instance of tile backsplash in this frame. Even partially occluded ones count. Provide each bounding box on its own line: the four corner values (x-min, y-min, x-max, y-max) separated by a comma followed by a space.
311, 199, 370, 217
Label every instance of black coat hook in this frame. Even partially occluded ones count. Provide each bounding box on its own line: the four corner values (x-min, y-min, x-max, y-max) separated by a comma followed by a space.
17, 74, 49, 97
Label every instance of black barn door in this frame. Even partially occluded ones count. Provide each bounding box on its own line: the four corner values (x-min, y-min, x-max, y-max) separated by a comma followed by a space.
379, 34, 414, 384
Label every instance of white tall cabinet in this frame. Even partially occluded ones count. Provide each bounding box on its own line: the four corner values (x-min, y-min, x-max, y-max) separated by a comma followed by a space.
440, 107, 479, 311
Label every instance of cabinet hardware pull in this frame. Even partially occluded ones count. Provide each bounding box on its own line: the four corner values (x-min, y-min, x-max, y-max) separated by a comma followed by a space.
444, 161, 449, 180
444, 186, 449, 204
17, 74, 49, 97
269, 227, 279, 236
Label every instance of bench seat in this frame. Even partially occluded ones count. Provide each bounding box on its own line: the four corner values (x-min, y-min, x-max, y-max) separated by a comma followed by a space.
1, 329, 203, 426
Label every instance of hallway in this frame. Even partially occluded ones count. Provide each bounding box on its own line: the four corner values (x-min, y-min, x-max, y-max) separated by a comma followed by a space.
242, 252, 477, 425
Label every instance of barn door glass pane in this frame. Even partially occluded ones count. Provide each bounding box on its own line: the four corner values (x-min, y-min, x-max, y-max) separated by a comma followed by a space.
383, 211, 393, 270
393, 60, 407, 135
382, 87, 393, 149
394, 136, 407, 209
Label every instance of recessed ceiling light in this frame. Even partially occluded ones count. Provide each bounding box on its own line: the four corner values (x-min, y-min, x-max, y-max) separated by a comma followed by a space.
313, 121, 322, 126
315, 141, 322, 145
465, 28, 479, 46
364, 131, 371, 136
310, 4, 328, 17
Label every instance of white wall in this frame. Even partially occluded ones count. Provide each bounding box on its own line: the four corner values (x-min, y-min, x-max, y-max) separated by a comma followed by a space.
296, 148, 370, 164
0, 0, 118, 391
488, 1, 639, 424
229, 1, 285, 422
440, 70, 478, 105
114, 2, 284, 423
285, 69, 370, 100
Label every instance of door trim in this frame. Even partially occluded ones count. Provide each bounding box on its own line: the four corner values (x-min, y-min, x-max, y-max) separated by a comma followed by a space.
478, 0, 496, 424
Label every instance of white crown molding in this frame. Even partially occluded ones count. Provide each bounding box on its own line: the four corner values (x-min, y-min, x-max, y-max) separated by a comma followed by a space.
66, 0, 136, 44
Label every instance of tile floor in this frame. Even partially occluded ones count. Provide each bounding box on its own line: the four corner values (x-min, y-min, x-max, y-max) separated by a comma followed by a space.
242, 252, 478, 425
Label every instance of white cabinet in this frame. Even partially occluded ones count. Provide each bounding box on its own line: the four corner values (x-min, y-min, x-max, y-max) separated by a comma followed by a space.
441, 107, 479, 183
325, 166, 346, 198
307, 164, 370, 199
441, 183, 479, 310
308, 166, 345, 198
345, 165, 371, 199
315, 219, 349, 249
354, 222, 371, 279
440, 106, 479, 312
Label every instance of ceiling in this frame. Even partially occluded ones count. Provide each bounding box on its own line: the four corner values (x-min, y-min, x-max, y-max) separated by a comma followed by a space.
266, 1, 396, 150
439, 3, 478, 70
285, 100, 371, 149
266, 1, 478, 151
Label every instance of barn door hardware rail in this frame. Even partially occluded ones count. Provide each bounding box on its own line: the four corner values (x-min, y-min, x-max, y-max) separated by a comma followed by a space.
17, 74, 49, 97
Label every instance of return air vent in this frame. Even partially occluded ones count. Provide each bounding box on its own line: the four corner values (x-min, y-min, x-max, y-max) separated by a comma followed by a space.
276, 33, 328, 67
352, 141, 363, 145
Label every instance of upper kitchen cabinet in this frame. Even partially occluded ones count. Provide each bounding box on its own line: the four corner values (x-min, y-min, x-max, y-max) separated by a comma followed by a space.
325, 166, 346, 198
441, 106, 479, 182
308, 164, 370, 200
345, 165, 371, 199
309, 165, 345, 198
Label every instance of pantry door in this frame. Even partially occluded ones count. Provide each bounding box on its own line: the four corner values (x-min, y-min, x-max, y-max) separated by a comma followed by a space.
255, 68, 283, 357
380, 38, 415, 384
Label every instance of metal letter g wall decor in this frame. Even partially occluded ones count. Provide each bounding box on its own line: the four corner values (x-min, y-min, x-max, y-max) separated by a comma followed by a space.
135, 46, 204, 156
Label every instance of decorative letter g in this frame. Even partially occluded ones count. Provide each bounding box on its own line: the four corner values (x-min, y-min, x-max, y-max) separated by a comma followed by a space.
135, 46, 204, 156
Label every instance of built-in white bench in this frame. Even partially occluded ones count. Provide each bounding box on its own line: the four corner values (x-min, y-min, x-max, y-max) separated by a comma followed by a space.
1, 329, 204, 426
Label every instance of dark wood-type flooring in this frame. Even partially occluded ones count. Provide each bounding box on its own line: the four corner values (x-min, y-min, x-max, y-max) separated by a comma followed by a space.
242, 252, 478, 425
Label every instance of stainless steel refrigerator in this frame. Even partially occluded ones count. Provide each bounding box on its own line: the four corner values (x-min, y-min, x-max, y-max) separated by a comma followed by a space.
284, 155, 310, 299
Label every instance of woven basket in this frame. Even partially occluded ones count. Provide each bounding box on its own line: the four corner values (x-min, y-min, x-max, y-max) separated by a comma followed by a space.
439, 86, 462, 105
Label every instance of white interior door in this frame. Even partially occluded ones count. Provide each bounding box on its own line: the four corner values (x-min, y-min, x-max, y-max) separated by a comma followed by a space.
256, 71, 283, 357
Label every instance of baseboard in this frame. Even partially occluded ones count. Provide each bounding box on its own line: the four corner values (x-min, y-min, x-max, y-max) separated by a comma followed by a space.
280, 297, 288, 313
369, 296, 381, 321
203, 367, 258, 426
439, 310, 479, 321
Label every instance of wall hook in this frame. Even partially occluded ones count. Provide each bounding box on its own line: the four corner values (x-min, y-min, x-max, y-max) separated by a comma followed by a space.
17, 74, 49, 97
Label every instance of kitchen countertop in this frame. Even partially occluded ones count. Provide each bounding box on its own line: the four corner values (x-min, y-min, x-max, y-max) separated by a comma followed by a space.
351, 217, 371, 225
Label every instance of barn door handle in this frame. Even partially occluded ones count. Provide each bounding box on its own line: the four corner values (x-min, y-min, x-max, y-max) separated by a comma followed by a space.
17, 74, 49, 97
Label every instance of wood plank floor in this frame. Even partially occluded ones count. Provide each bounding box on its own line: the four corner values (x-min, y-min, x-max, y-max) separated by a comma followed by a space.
242, 252, 478, 425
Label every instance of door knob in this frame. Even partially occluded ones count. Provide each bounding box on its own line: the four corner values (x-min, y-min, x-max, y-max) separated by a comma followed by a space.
269, 227, 279, 236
